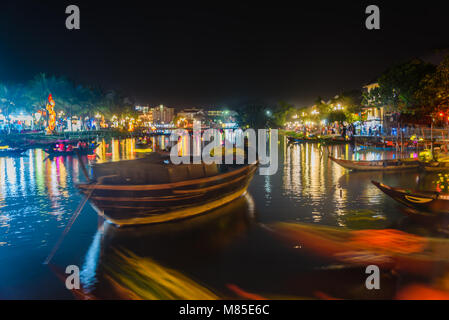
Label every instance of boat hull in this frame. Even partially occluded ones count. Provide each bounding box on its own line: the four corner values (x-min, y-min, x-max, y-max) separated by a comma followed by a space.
77, 163, 258, 226
44, 145, 98, 157
372, 180, 449, 215
329, 156, 419, 171
422, 162, 449, 172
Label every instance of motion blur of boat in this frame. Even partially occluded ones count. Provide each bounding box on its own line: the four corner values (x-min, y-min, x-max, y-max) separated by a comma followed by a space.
329, 156, 419, 172
44, 140, 99, 157
79, 195, 255, 298
0, 145, 27, 157
372, 180, 449, 216
270, 222, 449, 276
77, 153, 258, 226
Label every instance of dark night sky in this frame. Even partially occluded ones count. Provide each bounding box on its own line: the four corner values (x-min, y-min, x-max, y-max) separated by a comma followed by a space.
0, 1, 448, 108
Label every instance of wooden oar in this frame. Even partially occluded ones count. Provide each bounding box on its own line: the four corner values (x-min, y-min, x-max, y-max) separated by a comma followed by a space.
43, 150, 94, 264
43, 187, 95, 264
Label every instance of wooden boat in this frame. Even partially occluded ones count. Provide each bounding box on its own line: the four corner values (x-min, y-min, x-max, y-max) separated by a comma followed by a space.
287, 136, 309, 143
321, 136, 348, 145
288, 136, 345, 145
421, 161, 449, 172
269, 222, 449, 276
44, 143, 99, 157
329, 156, 419, 171
355, 145, 396, 151
372, 180, 449, 215
77, 154, 258, 226
135, 139, 149, 147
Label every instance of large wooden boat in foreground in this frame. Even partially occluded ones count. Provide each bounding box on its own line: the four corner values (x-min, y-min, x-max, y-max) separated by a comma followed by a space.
329, 156, 419, 171
372, 180, 449, 215
77, 154, 258, 226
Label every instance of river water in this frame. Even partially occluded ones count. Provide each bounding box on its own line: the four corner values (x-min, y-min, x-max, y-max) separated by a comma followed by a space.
0, 136, 447, 299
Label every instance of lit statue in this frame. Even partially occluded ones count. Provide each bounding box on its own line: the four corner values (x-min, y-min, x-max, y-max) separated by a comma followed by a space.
46, 94, 56, 134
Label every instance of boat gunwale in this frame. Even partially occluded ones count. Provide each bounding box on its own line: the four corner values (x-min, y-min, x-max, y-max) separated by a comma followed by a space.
329, 156, 418, 165
371, 180, 443, 199
77, 161, 258, 191
329, 156, 419, 171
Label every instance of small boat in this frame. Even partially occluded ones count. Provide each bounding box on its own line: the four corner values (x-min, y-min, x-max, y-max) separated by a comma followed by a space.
135, 139, 149, 147
421, 161, 449, 172
270, 222, 449, 276
372, 180, 449, 215
0, 146, 27, 157
44, 143, 99, 157
321, 136, 348, 145
288, 136, 343, 144
356, 145, 396, 151
77, 153, 258, 226
329, 156, 419, 171
287, 136, 309, 143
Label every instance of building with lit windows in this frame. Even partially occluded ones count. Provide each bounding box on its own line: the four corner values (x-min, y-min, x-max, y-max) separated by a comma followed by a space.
151, 105, 175, 124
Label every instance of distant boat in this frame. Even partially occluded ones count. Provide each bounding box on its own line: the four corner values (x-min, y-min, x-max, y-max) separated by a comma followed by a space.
372, 180, 449, 215
287, 136, 309, 143
421, 161, 449, 172
0, 146, 27, 157
44, 143, 99, 157
287, 135, 346, 145
77, 154, 258, 226
329, 156, 420, 171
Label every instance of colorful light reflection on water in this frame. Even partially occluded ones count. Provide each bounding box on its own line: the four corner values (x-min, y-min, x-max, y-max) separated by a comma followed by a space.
0, 135, 447, 299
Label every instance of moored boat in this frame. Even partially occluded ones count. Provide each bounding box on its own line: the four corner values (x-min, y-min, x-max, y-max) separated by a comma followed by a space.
329, 156, 419, 171
372, 180, 449, 215
288, 136, 347, 145
421, 161, 449, 172
44, 141, 99, 157
77, 153, 258, 226
287, 136, 309, 143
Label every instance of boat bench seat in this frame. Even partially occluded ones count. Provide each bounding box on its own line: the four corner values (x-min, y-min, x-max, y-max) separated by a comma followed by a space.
93, 161, 219, 185
167, 163, 219, 182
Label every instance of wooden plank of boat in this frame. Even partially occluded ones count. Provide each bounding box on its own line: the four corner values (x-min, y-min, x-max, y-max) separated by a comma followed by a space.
94, 184, 251, 226
269, 222, 449, 276
372, 180, 449, 215
78, 162, 257, 191
329, 156, 419, 171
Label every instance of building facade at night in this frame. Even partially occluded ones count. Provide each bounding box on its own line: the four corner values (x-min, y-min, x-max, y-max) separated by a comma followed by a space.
360, 82, 385, 136
150, 105, 175, 124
